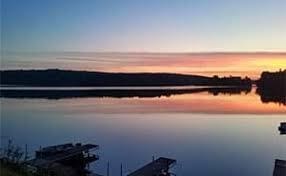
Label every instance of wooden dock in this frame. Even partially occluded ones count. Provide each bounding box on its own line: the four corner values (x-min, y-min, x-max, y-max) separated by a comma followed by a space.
27, 143, 99, 168
273, 159, 286, 176
127, 157, 176, 176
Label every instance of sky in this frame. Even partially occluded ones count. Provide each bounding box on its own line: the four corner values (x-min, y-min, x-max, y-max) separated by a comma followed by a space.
1, 0, 286, 77
2, 0, 286, 52
3, 52, 286, 79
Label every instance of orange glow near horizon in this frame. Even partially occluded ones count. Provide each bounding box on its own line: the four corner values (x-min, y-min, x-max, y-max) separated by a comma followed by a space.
102, 54, 286, 79
3, 52, 286, 79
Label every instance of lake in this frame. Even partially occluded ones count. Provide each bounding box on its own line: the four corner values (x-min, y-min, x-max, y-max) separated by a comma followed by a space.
1, 87, 285, 176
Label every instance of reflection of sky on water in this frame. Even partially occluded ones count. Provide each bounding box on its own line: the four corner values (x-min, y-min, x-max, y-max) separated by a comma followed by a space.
1, 92, 286, 176
2, 89, 284, 114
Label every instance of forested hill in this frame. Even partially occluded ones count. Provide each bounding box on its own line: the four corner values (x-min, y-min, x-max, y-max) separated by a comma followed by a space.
0, 69, 252, 87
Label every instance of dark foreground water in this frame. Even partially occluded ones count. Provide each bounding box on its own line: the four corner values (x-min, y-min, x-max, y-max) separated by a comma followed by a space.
1, 87, 285, 176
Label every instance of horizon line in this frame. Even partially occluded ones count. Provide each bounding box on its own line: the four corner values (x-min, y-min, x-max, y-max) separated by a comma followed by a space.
2, 68, 285, 79
3, 50, 286, 55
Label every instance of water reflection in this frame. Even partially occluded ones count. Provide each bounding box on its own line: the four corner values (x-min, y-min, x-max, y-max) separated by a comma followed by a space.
1, 87, 285, 114
256, 87, 286, 106
1, 112, 285, 176
1, 86, 251, 99
1, 88, 286, 175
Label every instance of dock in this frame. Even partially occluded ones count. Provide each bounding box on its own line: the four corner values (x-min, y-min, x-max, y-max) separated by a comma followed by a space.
273, 159, 286, 176
278, 122, 286, 135
27, 143, 98, 168
27, 143, 99, 172
127, 157, 176, 176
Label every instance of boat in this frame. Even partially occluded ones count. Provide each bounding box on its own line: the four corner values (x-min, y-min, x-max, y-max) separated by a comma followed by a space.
278, 122, 286, 134
273, 159, 286, 176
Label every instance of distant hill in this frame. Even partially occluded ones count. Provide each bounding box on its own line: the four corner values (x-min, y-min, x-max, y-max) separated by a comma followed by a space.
0, 69, 252, 87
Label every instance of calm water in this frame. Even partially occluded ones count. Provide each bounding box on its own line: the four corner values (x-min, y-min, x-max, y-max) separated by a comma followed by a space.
1, 87, 285, 176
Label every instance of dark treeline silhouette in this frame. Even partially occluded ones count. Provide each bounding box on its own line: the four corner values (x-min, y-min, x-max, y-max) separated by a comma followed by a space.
0, 87, 251, 100
2, 69, 285, 105
256, 70, 286, 105
0, 69, 252, 87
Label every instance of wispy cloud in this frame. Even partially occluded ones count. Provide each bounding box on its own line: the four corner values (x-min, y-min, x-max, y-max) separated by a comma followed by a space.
2, 52, 286, 78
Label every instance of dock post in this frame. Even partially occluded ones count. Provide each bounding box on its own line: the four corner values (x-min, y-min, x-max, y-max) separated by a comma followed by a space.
25, 144, 28, 161
107, 161, 110, 176
120, 163, 123, 176
39, 145, 42, 159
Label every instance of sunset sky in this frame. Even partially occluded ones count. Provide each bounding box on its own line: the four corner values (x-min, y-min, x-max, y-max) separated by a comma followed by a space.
2, 0, 286, 78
